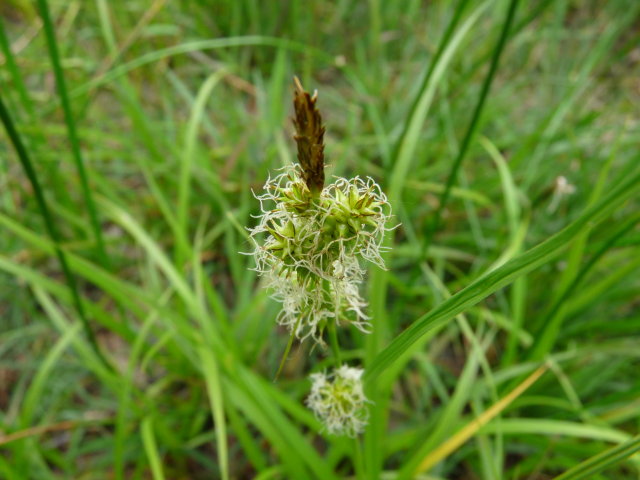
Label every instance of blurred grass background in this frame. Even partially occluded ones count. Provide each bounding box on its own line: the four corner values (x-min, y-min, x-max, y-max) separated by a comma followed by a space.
1, 0, 639, 478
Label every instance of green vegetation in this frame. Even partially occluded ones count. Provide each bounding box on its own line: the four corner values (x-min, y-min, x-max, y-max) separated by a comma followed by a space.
1, 0, 639, 478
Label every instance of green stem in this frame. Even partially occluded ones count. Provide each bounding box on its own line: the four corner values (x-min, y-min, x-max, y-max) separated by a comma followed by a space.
328, 319, 342, 367
274, 320, 300, 381
354, 436, 366, 480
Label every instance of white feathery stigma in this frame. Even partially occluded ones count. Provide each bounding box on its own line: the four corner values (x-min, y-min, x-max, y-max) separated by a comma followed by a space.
247, 164, 392, 343
306, 365, 369, 437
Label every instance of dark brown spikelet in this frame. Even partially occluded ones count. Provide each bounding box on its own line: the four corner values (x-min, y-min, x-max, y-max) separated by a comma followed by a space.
292, 76, 325, 195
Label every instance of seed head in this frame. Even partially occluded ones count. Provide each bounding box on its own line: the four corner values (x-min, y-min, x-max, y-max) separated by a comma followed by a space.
246, 79, 394, 343
248, 165, 392, 342
306, 365, 369, 437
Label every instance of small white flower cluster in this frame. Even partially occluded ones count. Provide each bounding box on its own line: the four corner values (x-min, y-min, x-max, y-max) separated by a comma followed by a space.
548, 175, 576, 213
306, 365, 369, 437
248, 164, 392, 342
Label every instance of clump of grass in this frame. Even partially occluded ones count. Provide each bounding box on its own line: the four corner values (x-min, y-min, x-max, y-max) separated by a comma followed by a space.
1, 1, 639, 479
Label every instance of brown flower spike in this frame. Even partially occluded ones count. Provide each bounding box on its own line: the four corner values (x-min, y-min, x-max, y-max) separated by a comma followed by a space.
292, 76, 325, 195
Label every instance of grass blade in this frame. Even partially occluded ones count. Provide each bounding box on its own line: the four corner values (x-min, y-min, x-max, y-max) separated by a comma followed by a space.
427, 0, 520, 245
365, 164, 640, 383
141, 416, 166, 480
176, 71, 227, 267
480, 419, 629, 443
36, 0, 109, 268
529, 211, 640, 361
0, 19, 35, 117
198, 344, 229, 480
415, 364, 546, 475
387, 0, 480, 205
364, 4, 487, 475
397, 326, 490, 479
552, 435, 640, 480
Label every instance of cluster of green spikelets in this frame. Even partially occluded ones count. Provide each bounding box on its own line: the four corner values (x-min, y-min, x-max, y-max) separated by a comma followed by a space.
250, 167, 390, 341
246, 78, 393, 436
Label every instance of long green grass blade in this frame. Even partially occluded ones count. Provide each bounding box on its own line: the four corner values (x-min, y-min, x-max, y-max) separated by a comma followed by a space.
529, 211, 640, 360
141, 416, 166, 480
198, 344, 229, 480
364, 4, 486, 475
176, 71, 226, 268
387, 0, 481, 205
365, 164, 640, 383
36, 0, 109, 268
427, 0, 520, 245
480, 419, 629, 443
0, 19, 34, 117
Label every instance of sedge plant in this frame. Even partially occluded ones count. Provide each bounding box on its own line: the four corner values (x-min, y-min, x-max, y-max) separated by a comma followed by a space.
247, 78, 393, 436
2, 2, 640, 478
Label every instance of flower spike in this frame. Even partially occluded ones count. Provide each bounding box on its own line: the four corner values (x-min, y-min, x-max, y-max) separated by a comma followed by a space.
293, 76, 325, 195
306, 365, 370, 437
247, 79, 394, 344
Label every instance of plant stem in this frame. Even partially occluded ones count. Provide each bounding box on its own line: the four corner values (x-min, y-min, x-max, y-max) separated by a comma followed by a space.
354, 436, 366, 480
328, 320, 342, 367
274, 320, 301, 381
